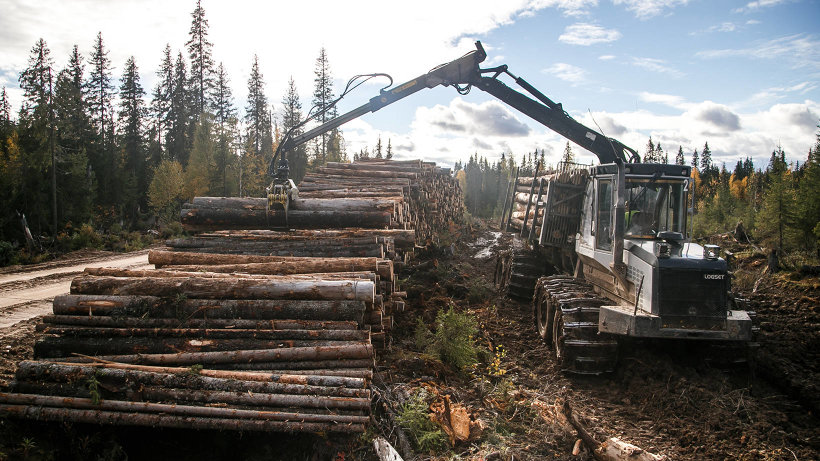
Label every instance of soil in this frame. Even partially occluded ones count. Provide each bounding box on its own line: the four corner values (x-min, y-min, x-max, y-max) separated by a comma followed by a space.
0, 228, 816, 460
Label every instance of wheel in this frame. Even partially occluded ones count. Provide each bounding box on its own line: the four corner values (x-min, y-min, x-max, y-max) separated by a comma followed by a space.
536, 294, 552, 345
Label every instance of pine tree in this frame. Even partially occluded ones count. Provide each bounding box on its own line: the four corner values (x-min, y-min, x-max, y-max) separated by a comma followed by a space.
759, 148, 797, 250
386, 139, 393, 160
280, 76, 307, 181
691, 149, 699, 170
186, 0, 214, 118
118, 56, 147, 220
150, 45, 174, 165
167, 52, 190, 164
213, 62, 237, 195
656, 142, 665, 163
675, 145, 685, 165
312, 47, 336, 165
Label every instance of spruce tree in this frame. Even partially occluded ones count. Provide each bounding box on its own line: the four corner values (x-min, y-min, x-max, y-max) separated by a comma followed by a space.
167, 52, 190, 164
18, 38, 55, 234
213, 62, 237, 195
675, 145, 685, 165
53, 45, 94, 225
700, 141, 712, 173
797, 129, 820, 249
644, 137, 656, 163
118, 56, 147, 219
561, 141, 574, 164
691, 149, 699, 169
386, 139, 393, 160
312, 47, 336, 165
0, 87, 10, 129
375, 135, 383, 159
186, 0, 214, 118
280, 76, 307, 181
87, 32, 117, 210
150, 45, 174, 164
245, 55, 268, 157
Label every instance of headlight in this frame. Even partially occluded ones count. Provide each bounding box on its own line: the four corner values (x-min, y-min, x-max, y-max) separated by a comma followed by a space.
656, 242, 671, 258
704, 244, 719, 260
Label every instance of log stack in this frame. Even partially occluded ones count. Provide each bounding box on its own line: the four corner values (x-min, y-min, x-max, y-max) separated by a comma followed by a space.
1, 158, 459, 434
180, 158, 464, 243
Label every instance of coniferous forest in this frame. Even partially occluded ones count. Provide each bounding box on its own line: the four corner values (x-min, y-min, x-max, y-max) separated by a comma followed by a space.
455, 134, 820, 260
1, 0, 818, 266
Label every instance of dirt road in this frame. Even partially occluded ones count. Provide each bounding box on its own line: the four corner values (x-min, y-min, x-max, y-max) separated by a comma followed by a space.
0, 250, 151, 328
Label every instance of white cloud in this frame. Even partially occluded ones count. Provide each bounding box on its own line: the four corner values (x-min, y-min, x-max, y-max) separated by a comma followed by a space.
611, 0, 690, 20
544, 63, 588, 84
559, 23, 622, 46
631, 57, 684, 77
414, 97, 531, 137
0, 0, 559, 115
697, 34, 820, 70
746, 19, 762, 25
598, 55, 617, 60
528, 0, 599, 17
734, 0, 792, 13
639, 91, 687, 108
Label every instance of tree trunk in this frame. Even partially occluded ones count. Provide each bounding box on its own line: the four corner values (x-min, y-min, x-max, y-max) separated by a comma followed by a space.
69, 276, 375, 302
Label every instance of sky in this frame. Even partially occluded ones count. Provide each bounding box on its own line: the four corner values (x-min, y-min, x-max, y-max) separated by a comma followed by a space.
1, 0, 819, 170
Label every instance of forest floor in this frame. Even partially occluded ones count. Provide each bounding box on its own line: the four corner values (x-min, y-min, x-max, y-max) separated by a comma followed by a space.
0, 225, 816, 460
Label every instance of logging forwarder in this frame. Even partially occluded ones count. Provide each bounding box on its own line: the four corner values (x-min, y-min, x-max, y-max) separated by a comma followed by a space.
262, 41, 754, 374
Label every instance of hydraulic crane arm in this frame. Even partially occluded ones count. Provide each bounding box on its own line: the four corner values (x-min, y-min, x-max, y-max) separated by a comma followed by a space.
269, 41, 638, 177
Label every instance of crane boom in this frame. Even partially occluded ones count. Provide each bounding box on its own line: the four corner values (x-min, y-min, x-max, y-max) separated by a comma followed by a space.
269, 41, 638, 178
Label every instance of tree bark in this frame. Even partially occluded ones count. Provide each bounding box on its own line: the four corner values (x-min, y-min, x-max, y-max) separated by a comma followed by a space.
53, 295, 367, 322
69, 276, 375, 302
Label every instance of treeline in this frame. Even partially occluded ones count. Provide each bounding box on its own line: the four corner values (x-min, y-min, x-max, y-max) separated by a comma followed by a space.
0, 1, 354, 249
457, 135, 820, 253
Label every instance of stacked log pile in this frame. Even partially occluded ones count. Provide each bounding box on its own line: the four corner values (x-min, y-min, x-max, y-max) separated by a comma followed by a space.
180, 158, 464, 243
1, 159, 459, 434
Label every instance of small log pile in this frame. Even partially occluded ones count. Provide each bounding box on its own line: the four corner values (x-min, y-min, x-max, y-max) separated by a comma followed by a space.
1, 159, 460, 434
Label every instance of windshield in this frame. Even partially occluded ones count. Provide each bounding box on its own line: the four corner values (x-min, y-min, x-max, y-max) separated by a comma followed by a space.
624, 179, 688, 238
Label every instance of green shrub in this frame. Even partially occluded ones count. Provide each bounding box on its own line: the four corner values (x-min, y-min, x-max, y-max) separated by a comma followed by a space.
417, 306, 480, 370
0, 241, 14, 266
72, 224, 103, 250
397, 389, 448, 453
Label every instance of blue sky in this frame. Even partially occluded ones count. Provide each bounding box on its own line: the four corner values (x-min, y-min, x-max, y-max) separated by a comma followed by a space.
1, 0, 818, 169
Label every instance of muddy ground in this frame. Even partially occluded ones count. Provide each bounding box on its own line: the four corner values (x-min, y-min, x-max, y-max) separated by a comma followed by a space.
0, 227, 816, 460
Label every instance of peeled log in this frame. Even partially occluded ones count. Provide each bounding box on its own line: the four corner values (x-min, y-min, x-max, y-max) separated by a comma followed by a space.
69, 276, 375, 302
53, 295, 367, 322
